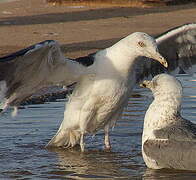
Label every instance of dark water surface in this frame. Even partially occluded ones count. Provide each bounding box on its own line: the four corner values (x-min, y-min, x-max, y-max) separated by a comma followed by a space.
1, 74, 196, 179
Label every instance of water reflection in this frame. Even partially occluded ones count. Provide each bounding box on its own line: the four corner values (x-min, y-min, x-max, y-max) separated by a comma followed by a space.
50, 148, 124, 178
143, 168, 196, 180
48, 145, 145, 179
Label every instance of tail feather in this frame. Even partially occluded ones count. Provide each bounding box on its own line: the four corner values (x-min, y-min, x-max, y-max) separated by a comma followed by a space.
46, 128, 81, 148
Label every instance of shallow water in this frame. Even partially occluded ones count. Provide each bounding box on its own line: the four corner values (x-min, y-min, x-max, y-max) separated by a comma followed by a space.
1, 74, 196, 179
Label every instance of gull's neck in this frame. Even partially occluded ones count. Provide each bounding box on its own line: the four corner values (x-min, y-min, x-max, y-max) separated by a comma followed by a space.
144, 92, 182, 130
154, 92, 181, 116
106, 43, 140, 75
142, 92, 182, 143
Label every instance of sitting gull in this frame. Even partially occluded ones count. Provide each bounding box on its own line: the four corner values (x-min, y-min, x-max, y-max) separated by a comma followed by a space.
0, 23, 196, 151
141, 74, 196, 171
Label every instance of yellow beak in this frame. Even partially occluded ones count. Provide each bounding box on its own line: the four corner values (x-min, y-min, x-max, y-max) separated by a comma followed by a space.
150, 52, 168, 68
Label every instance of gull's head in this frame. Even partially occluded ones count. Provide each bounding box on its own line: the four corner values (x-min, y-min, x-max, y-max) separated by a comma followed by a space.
140, 74, 182, 98
121, 32, 168, 68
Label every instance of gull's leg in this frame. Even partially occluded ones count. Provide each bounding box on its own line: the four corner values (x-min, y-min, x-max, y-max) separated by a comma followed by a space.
80, 133, 85, 152
104, 125, 111, 150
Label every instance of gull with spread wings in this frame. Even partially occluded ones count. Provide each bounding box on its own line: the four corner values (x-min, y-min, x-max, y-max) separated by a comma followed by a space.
0, 23, 196, 151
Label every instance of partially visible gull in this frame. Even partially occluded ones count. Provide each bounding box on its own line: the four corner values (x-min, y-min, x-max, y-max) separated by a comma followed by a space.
0, 22, 196, 151
141, 74, 196, 171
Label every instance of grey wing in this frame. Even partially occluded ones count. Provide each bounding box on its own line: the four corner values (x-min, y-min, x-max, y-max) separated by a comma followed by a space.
135, 23, 196, 83
143, 139, 196, 170
153, 118, 196, 141
156, 23, 196, 75
0, 40, 90, 109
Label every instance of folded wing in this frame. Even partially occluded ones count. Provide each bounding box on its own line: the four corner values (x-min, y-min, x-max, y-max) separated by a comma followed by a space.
143, 139, 196, 170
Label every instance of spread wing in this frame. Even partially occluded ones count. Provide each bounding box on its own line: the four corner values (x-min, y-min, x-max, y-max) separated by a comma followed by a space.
0, 40, 95, 110
135, 23, 196, 83
157, 23, 196, 74
143, 139, 196, 170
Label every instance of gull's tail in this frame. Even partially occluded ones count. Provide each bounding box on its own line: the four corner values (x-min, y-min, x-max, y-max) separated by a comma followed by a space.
46, 126, 81, 148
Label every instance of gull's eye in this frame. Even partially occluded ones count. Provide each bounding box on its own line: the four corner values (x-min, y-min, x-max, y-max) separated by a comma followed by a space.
138, 41, 146, 47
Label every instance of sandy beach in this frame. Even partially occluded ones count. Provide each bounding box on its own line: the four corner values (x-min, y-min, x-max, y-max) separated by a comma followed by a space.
0, 0, 196, 58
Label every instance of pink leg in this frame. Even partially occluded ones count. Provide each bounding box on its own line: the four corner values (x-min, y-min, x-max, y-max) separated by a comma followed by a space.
104, 125, 111, 150
80, 133, 85, 152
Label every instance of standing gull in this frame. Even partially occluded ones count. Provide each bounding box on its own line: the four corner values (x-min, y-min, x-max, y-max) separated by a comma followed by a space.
141, 74, 196, 171
47, 32, 167, 151
0, 32, 167, 151
0, 23, 196, 150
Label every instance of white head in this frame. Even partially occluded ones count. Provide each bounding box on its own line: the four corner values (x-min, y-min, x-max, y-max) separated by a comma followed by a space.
111, 32, 168, 68
141, 74, 182, 98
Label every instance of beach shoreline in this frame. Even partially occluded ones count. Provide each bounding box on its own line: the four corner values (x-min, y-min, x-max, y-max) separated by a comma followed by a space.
0, 0, 196, 59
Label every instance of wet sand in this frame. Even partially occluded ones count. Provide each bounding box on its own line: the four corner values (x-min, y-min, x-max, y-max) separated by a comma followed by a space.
0, 0, 196, 58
